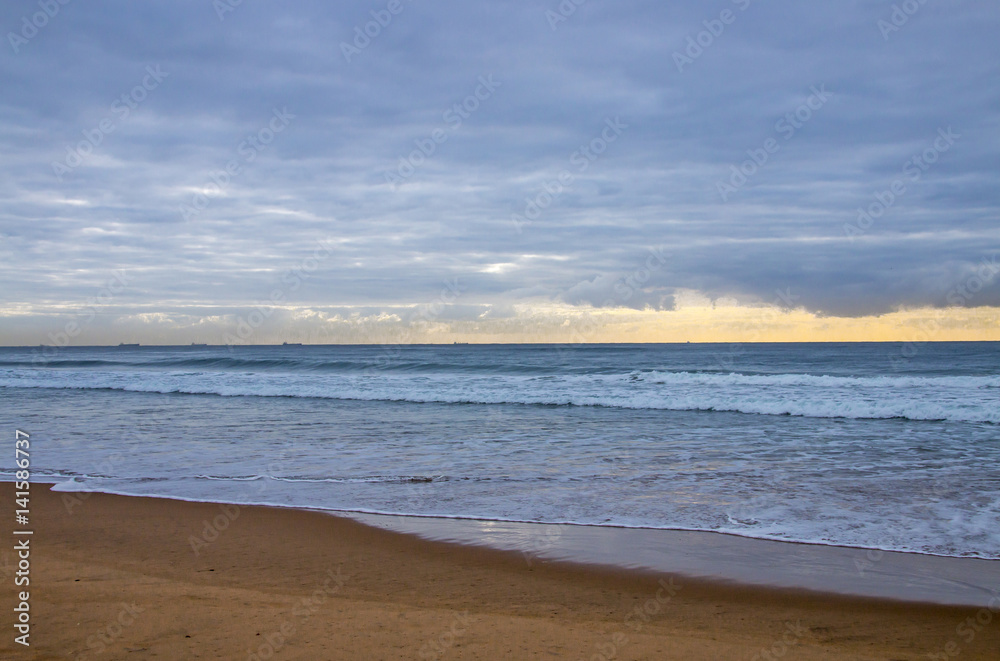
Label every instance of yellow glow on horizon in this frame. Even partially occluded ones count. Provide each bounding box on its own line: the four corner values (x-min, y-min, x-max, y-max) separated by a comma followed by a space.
441, 301, 1000, 344
2, 298, 998, 345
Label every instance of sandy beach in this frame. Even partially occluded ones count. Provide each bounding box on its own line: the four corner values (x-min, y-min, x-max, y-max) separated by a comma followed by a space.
1, 485, 996, 660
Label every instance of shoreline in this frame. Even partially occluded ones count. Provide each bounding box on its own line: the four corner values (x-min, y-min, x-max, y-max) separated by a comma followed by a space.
43, 480, 1000, 559
346, 512, 1000, 608
3, 485, 999, 659
41, 481, 1000, 607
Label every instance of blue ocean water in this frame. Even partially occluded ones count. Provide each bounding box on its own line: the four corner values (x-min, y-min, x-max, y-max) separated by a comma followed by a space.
1, 342, 997, 558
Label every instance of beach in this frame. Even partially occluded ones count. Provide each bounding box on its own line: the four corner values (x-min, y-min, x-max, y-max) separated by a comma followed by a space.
5, 0, 999, 656
3, 486, 997, 660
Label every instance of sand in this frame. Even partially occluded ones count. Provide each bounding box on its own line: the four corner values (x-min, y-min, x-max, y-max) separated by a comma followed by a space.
2, 486, 998, 660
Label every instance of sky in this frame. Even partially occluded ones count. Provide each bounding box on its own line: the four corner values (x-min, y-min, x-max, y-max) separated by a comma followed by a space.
1, 0, 998, 345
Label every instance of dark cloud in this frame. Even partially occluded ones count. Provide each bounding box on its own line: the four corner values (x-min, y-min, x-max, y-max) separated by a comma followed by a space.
1, 0, 998, 342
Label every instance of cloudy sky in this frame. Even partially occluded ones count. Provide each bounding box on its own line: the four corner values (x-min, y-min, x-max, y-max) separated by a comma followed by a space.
2, 0, 998, 345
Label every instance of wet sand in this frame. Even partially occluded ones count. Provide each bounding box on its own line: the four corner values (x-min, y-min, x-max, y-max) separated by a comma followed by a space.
348, 512, 1000, 606
2, 485, 998, 660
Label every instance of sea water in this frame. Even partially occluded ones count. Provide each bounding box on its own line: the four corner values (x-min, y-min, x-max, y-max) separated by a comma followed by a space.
1, 342, 997, 559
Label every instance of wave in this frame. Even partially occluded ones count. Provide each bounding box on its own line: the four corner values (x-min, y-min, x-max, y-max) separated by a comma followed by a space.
0, 357, 365, 371
35, 478, 1000, 561
633, 370, 1000, 389
7, 357, 999, 385
48, 473, 453, 489
2, 368, 998, 423
2, 353, 619, 375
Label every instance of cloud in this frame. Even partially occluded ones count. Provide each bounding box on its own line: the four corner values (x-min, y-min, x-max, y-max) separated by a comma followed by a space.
1, 0, 998, 343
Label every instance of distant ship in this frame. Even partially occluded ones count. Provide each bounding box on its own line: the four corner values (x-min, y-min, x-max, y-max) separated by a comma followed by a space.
282, 342, 303, 346
118, 343, 140, 347
453, 342, 469, 345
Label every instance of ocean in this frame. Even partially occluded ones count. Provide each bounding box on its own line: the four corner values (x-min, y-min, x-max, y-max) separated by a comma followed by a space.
1, 342, 997, 560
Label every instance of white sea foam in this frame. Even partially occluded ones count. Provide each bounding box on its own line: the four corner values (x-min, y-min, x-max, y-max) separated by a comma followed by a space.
28, 474, 1000, 560
2, 368, 997, 423
5, 344, 998, 561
